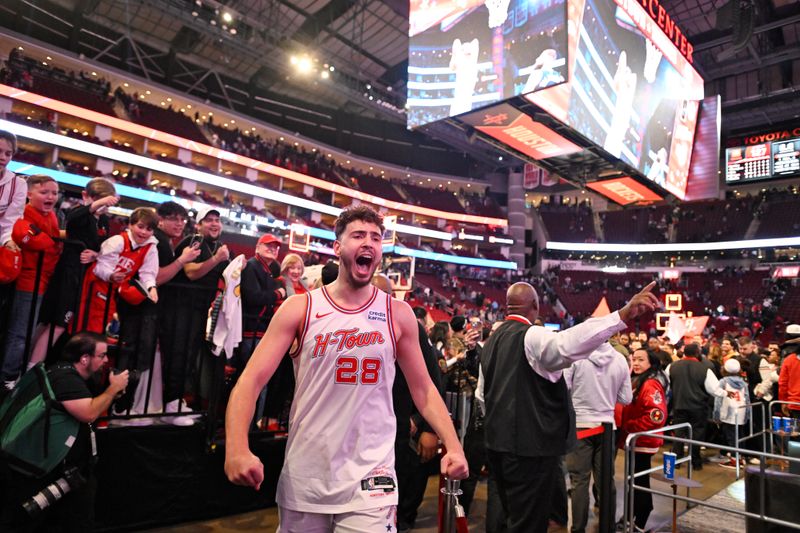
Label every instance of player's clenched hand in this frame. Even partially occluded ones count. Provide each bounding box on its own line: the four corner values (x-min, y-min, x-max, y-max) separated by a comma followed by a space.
619, 281, 660, 321
225, 451, 264, 490
440, 450, 469, 480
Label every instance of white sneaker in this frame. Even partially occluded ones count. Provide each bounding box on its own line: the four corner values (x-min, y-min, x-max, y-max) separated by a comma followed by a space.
164, 399, 195, 414
748, 458, 761, 465
165, 415, 196, 426
113, 416, 154, 427
163, 400, 199, 426
3, 380, 16, 391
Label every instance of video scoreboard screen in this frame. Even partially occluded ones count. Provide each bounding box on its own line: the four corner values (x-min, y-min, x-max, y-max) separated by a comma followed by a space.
725, 137, 800, 183
407, 0, 569, 129
524, 0, 704, 199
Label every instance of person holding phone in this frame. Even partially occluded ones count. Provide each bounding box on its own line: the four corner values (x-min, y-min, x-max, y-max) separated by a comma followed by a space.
161, 205, 228, 423
112, 201, 200, 421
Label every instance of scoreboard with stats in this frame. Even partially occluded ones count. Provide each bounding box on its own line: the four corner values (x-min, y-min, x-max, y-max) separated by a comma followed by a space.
773, 139, 800, 177
726, 135, 800, 183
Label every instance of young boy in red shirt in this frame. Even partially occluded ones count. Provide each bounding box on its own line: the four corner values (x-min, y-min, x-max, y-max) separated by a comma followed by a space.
29, 177, 117, 369
1, 174, 62, 388
75, 207, 159, 334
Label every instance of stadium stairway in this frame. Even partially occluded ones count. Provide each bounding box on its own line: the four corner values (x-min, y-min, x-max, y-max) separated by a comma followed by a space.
744, 217, 761, 240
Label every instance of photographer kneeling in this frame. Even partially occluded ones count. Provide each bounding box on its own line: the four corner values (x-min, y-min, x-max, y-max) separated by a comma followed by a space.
0, 332, 128, 532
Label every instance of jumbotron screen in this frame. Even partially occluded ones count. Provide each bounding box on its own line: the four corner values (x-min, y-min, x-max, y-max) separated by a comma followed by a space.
407, 0, 569, 129
525, 0, 704, 199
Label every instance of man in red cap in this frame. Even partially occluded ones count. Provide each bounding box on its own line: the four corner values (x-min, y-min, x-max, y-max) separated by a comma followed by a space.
238, 233, 286, 366
232, 233, 287, 427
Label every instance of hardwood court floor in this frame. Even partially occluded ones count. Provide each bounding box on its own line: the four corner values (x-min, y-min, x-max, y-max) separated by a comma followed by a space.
148, 449, 744, 532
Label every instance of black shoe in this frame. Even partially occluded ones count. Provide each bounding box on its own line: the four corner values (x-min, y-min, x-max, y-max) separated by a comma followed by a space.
692, 463, 703, 471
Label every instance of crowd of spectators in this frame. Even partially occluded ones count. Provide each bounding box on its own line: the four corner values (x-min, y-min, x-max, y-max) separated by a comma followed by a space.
2, 127, 800, 531
2, 49, 505, 220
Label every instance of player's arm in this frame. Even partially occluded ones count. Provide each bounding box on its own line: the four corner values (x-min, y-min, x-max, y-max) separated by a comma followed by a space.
224, 294, 307, 489
394, 300, 468, 480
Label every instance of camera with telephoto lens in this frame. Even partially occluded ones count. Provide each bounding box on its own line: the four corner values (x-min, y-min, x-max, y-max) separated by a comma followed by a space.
22, 467, 85, 516
112, 368, 140, 382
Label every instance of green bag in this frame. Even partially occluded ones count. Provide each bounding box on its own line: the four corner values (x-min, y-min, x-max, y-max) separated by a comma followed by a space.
0, 364, 80, 477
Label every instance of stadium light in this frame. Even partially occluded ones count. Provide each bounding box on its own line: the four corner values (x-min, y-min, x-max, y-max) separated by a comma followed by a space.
294, 56, 313, 74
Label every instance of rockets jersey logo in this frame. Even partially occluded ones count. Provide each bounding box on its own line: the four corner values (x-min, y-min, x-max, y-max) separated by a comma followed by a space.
312, 327, 385, 358
115, 256, 137, 274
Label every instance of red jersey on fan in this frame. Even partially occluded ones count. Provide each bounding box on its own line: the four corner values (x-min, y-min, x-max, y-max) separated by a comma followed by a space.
12, 204, 62, 294
75, 229, 158, 333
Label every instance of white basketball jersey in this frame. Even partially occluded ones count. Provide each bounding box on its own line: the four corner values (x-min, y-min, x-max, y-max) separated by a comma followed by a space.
276, 285, 398, 513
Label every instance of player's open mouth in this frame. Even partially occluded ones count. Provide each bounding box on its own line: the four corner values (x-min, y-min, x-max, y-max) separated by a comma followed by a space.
355, 253, 373, 274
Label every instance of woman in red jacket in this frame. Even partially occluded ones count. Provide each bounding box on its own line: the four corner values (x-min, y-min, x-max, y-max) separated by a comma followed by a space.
618, 348, 668, 531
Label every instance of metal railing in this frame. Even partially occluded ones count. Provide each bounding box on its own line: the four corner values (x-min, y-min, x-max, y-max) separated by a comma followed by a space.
623, 421, 800, 532
623, 422, 692, 533
732, 401, 767, 480
0, 245, 292, 448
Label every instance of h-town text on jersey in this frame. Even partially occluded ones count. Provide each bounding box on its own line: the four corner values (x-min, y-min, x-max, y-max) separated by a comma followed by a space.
312, 328, 385, 358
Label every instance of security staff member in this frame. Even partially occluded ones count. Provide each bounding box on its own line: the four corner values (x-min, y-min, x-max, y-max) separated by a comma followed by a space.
479, 281, 658, 532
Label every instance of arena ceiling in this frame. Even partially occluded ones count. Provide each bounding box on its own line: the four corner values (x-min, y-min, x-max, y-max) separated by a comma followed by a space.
1, 0, 799, 174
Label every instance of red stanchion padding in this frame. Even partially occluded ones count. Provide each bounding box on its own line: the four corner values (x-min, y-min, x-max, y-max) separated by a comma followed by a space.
576, 425, 604, 440
455, 514, 469, 533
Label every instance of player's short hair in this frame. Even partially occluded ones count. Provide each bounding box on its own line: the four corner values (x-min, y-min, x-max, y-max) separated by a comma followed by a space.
157, 201, 188, 219
85, 178, 116, 200
61, 331, 106, 363
334, 205, 384, 239
0, 130, 17, 153
130, 207, 159, 230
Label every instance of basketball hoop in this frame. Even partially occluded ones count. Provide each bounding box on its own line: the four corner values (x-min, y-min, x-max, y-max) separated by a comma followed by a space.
485, 0, 511, 28
385, 271, 413, 301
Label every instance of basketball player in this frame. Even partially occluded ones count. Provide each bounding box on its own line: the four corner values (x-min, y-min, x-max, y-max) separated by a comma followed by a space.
225, 205, 468, 531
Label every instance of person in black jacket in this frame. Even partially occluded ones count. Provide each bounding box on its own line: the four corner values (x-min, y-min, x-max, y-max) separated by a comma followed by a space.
161, 206, 229, 417
237, 233, 287, 428
665, 342, 725, 470
238, 233, 285, 366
